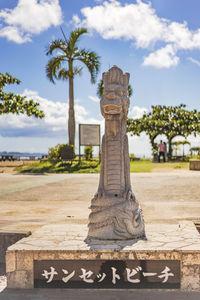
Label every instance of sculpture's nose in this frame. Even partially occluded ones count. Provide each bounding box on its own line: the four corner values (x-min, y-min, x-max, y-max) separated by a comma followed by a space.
104, 104, 122, 114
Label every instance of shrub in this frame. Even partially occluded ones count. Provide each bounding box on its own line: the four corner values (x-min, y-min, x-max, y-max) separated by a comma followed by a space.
48, 144, 74, 160
84, 146, 93, 160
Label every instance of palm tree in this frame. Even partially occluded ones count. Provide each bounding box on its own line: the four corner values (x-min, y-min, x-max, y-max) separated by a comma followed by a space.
46, 27, 100, 146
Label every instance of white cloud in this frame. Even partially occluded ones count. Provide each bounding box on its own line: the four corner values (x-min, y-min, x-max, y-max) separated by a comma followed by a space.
0, 89, 103, 138
0, 0, 62, 43
72, 14, 81, 27
89, 95, 99, 103
128, 132, 152, 158
129, 105, 148, 119
188, 57, 200, 67
165, 21, 194, 50
0, 25, 31, 43
79, 0, 165, 48
74, 0, 200, 68
143, 44, 180, 68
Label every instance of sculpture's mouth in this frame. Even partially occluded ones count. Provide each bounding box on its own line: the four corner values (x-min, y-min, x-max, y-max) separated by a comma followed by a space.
104, 104, 122, 115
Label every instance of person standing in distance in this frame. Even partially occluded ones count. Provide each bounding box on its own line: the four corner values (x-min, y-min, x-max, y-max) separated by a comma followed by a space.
158, 140, 166, 163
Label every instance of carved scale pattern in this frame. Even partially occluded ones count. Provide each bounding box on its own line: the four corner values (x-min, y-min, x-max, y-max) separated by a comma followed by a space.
105, 137, 122, 195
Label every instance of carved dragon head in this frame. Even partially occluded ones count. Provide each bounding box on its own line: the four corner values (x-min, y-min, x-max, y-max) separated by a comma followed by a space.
100, 66, 130, 121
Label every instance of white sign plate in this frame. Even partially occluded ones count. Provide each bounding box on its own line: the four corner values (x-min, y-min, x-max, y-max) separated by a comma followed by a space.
79, 124, 100, 146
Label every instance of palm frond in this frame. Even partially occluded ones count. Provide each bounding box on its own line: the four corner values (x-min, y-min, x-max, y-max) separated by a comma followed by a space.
57, 68, 70, 81
68, 28, 87, 51
77, 49, 100, 83
57, 66, 83, 80
73, 66, 83, 76
46, 39, 69, 56
45, 56, 66, 83
45, 28, 100, 86
97, 79, 104, 98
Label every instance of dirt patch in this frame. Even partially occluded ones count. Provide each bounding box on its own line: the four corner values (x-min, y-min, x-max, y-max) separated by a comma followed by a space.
0, 161, 35, 174
0, 172, 200, 232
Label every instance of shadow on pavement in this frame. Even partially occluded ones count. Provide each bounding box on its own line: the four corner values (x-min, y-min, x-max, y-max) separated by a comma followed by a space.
0, 289, 200, 300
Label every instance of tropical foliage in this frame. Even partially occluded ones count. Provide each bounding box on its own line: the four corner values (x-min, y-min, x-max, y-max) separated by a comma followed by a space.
127, 104, 200, 160
48, 144, 66, 160
46, 27, 100, 146
48, 143, 74, 160
0, 73, 44, 118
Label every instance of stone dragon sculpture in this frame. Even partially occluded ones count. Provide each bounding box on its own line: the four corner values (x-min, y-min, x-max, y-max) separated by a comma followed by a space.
88, 66, 146, 240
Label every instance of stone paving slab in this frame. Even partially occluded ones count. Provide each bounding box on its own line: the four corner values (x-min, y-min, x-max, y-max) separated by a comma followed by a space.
7, 221, 200, 252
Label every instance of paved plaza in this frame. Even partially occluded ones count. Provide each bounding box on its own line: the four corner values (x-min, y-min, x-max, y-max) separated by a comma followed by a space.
0, 170, 200, 232
0, 170, 200, 299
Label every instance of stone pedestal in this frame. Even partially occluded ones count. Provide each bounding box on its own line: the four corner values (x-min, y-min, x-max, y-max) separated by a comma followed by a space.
6, 221, 200, 290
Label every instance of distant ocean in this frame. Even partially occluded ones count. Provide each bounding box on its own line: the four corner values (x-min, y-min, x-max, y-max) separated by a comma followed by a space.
0, 152, 47, 157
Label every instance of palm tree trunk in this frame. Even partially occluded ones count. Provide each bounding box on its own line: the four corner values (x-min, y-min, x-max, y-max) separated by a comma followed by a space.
68, 75, 75, 146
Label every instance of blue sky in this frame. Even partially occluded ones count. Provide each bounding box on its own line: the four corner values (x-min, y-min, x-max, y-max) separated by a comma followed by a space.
1, 0, 200, 156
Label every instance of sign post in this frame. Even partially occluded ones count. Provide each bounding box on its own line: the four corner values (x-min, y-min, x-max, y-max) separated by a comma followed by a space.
79, 124, 101, 162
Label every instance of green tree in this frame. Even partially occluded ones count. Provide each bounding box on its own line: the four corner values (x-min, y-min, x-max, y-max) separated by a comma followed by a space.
127, 104, 200, 160
48, 144, 65, 160
0, 73, 44, 118
127, 113, 160, 160
48, 143, 74, 160
46, 27, 100, 146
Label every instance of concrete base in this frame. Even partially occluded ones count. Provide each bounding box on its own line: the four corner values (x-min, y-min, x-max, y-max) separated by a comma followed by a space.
6, 222, 200, 290
190, 160, 200, 170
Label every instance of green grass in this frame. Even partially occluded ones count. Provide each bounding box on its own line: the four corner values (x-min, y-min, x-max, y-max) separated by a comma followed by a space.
130, 160, 152, 172
130, 160, 189, 172
15, 159, 189, 174
15, 159, 101, 174
152, 162, 189, 170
